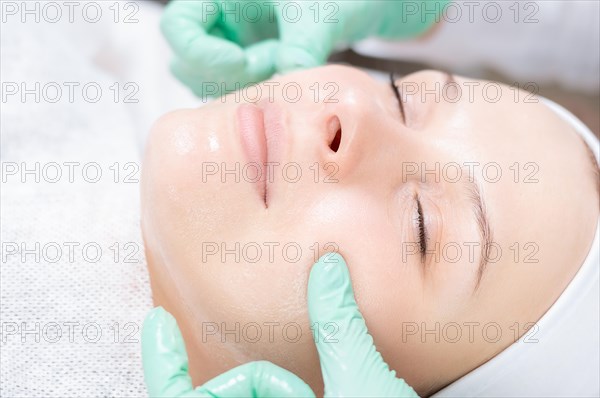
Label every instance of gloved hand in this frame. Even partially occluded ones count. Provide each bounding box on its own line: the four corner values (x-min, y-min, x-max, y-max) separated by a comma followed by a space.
141, 307, 315, 397
161, 0, 450, 97
141, 253, 418, 397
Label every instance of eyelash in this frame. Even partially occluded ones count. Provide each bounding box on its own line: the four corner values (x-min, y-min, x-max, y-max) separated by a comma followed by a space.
389, 73, 406, 122
415, 195, 428, 258
391, 73, 427, 260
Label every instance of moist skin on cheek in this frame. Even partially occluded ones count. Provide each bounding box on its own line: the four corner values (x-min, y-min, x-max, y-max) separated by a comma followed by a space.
306, 191, 370, 226
304, 190, 390, 254
207, 132, 220, 152
171, 123, 197, 155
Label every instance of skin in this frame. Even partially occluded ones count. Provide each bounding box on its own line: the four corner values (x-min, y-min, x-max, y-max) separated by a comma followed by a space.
141, 66, 598, 396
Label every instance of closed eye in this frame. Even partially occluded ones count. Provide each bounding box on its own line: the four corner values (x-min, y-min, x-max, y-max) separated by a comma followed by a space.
416, 194, 427, 260
389, 72, 406, 123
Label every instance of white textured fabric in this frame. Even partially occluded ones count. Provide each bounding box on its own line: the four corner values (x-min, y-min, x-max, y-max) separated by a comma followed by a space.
433, 99, 600, 397
0, 1, 196, 396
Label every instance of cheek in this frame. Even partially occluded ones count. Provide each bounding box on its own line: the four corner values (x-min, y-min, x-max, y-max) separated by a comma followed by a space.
301, 188, 394, 258
304, 190, 439, 388
301, 188, 427, 341
143, 107, 271, 251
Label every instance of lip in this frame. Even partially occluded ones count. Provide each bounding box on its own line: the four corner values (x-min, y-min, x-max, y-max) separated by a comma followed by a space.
237, 102, 284, 208
237, 103, 267, 206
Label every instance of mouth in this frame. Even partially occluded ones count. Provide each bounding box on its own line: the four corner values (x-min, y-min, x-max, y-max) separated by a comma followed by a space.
237, 102, 283, 208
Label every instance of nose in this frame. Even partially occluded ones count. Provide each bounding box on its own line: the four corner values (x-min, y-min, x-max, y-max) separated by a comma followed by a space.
300, 98, 372, 179
280, 65, 387, 178
306, 107, 366, 184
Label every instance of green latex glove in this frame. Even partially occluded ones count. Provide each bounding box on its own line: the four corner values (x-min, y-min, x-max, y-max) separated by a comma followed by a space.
141, 252, 418, 397
309, 253, 419, 397
141, 307, 315, 397
161, 0, 279, 98
161, 0, 450, 97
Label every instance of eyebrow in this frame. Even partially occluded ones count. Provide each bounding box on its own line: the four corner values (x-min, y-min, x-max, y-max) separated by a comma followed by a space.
463, 177, 493, 292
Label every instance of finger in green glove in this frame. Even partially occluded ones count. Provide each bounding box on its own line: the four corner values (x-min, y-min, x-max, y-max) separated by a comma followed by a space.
308, 252, 419, 397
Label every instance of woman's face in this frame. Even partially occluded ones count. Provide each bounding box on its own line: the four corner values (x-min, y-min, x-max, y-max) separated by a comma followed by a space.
141, 66, 598, 395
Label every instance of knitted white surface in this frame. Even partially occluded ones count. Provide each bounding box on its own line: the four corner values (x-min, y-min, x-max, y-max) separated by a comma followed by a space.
0, 2, 196, 396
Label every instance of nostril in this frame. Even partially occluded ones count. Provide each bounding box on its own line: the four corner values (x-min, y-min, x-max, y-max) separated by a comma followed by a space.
327, 116, 342, 153
330, 128, 342, 152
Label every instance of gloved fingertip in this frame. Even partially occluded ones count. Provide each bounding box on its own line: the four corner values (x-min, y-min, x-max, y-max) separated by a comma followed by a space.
276, 46, 322, 73
143, 306, 168, 337
308, 252, 362, 327
142, 306, 181, 353
252, 361, 317, 397
308, 253, 353, 319
145, 306, 167, 322
244, 39, 279, 81
169, 59, 186, 81
310, 252, 349, 291
142, 306, 195, 397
